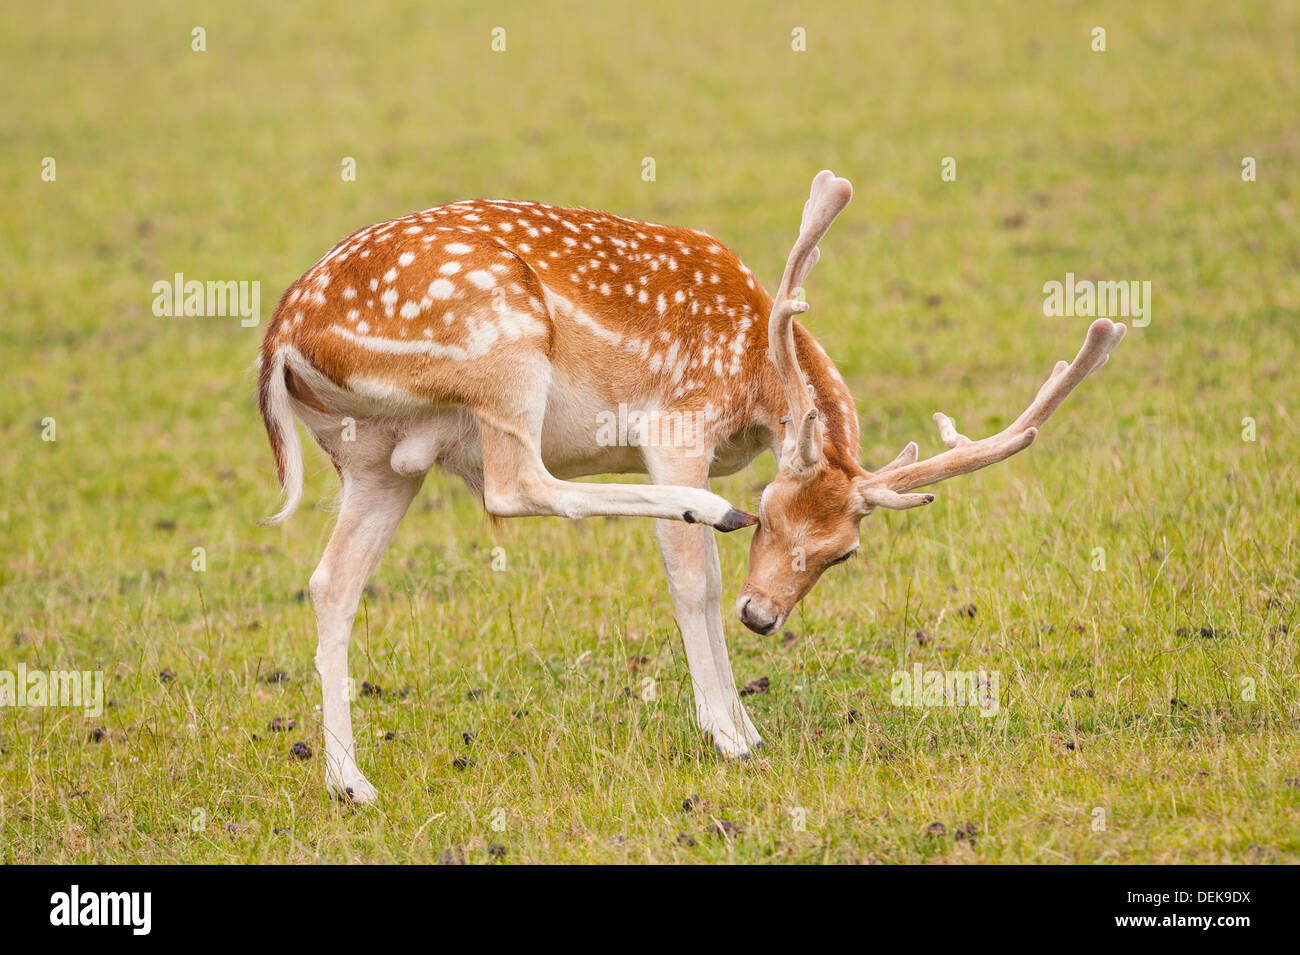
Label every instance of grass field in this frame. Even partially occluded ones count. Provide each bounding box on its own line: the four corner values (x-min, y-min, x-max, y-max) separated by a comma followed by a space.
1, 1, 1298, 864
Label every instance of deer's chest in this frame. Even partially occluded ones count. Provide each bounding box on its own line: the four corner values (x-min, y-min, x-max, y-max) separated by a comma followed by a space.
536, 371, 768, 479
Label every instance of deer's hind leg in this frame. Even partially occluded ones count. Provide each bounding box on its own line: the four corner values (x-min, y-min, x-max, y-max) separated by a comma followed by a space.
309, 459, 422, 804
472, 358, 752, 530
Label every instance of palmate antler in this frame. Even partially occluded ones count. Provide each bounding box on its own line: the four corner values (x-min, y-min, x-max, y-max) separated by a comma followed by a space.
768, 170, 854, 471
859, 318, 1128, 510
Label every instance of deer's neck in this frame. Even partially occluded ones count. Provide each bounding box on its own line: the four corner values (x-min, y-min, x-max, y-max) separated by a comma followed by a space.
794, 323, 862, 472
742, 313, 861, 473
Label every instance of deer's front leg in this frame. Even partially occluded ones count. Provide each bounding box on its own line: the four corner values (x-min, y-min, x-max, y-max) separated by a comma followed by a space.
700, 528, 764, 748
646, 450, 761, 756
653, 518, 753, 758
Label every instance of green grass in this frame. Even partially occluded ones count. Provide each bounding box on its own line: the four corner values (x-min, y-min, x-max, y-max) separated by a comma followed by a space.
1, 0, 1297, 863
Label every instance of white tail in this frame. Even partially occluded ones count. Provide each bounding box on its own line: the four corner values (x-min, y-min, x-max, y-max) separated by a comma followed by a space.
257, 349, 303, 526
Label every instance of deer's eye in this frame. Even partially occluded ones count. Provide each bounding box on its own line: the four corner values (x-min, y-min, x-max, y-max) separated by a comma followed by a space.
828, 549, 858, 566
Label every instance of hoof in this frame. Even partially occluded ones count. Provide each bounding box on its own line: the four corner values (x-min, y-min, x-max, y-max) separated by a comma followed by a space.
714, 508, 759, 533
328, 774, 378, 806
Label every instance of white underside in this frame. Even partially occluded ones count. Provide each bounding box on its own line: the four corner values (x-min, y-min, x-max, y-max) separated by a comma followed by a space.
283, 348, 770, 486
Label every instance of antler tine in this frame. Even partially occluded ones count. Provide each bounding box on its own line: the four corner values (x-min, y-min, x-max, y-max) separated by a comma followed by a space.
768, 170, 853, 470
934, 414, 971, 448
866, 318, 1126, 496
1008, 319, 1126, 433
872, 440, 918, 476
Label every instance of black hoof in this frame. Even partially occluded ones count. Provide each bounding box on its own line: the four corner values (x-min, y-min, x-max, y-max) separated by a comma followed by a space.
714, 508, 759, 533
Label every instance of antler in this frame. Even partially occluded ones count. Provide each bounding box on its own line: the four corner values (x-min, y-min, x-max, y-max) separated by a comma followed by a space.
769, 170, 853, 471
859, 318, 1127, 510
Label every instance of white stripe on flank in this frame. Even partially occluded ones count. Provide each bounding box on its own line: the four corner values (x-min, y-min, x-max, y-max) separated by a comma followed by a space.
327, 310, 546, 362
330, 324, 470, 361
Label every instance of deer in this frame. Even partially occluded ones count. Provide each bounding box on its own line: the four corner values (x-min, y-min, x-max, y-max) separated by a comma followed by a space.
257, 170, 1125, 803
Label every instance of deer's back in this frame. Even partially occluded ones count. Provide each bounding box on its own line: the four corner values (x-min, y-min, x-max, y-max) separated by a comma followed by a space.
263, 199, 772, 414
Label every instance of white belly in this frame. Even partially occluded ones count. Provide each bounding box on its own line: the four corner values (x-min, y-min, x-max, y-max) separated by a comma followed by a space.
539, 372, 647, 477
379, 375, 769, 487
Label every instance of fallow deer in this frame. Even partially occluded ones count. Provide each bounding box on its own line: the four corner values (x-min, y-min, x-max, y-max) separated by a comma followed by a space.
258, 170, 1125, 803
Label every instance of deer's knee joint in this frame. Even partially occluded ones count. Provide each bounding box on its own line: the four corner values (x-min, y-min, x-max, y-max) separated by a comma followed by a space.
667, 573, 709, 613
308, 568, 355, 621
308, 567, 332, 609
483, 485, 521, 517
485, 470, 554, 517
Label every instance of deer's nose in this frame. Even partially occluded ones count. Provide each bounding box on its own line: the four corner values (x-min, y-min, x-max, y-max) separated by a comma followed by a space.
737, 597, 778, 635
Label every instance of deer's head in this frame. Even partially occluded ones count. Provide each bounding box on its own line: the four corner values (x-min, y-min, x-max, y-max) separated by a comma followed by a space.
735, 171, 1126, 635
